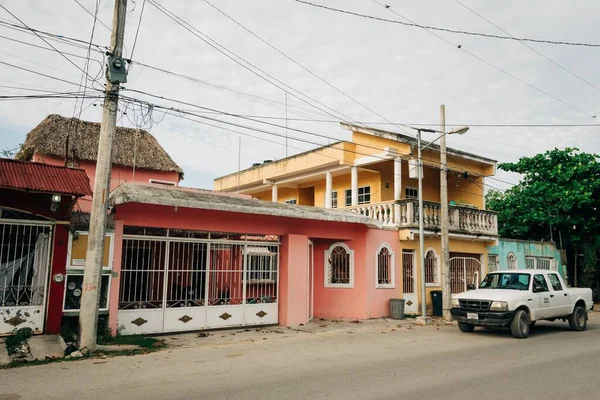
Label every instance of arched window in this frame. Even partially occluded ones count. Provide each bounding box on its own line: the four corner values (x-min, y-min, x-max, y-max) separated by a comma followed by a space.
376, 243, 395, 288
507, 252, 517, 269
424, 249, 439, 285
325, 243, 354, 288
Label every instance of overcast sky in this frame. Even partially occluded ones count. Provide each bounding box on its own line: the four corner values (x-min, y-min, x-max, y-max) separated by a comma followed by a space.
1, 0, 599, 190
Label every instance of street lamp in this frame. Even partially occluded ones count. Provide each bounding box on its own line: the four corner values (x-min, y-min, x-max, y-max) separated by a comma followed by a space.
407, 123, 469, 322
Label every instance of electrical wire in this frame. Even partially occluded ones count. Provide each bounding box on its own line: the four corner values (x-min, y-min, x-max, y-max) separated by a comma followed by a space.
369, 0, 597, 119
129, 0, 146, 68
0, 5, 102, 84
202, 0, 413, 136
452, 0, 600, 94
0, 60, 87, 87
5, 20, 595, 129
295, 0, 600, 48
73, 0, 112, 32
73, 0, 101, 116
146, 0, 377, 130
117, 93, 505, 187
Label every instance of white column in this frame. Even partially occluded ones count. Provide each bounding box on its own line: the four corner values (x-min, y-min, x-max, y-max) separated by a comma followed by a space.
393, 157, 402, 201
325, 171, 332, 208
351, 166, 358, 206
272, 184, 278, 202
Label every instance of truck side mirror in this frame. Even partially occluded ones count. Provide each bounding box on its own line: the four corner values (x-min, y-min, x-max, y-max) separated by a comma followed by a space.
533, 284, 543, 293
467, 283, 476, 290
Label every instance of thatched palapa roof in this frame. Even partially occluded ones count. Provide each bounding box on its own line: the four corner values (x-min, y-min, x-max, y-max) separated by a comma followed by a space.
16, 114, 183, 179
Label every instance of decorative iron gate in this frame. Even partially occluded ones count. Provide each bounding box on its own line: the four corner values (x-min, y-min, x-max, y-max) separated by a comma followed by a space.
0, 220, 53, 335
449, 256, 482, 294
402, 250, 418, 314
117, 233, 279, 335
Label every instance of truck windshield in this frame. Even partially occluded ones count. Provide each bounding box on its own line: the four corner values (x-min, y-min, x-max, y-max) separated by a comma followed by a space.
479, 273, 530, 291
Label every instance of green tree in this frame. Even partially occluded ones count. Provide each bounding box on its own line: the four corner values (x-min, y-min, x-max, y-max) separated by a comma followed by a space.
486, 148, 600, 287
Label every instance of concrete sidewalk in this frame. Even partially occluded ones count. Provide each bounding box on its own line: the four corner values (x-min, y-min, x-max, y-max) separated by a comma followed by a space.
160, 317, 436, 349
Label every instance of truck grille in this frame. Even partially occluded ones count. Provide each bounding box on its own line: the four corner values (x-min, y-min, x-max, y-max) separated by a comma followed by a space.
459, 300, 491, 311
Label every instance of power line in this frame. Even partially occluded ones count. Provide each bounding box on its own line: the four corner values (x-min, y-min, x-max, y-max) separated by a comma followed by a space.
0, 19, 98, 51
129, 0, 146, 66
369, 0, 597, 119
0, 5, 101, 84
73, 0, 102, 117
0, 60, 85, 87
73, 0, 112, 32
202, 0, 413, 136
0, 33, 105, 69
9, 20, 592, 130
117, 93, 507, 187
146, 0, 376, 130
452, 0, 600, 94
295, 0, 600, 48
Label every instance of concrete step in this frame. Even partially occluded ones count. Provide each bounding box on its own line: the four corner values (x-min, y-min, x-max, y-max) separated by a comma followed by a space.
27, 335, 66, 360
0, 338, 10, 366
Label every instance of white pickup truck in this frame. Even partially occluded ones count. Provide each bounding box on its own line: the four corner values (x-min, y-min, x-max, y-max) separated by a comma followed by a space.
450, 269, 593, 338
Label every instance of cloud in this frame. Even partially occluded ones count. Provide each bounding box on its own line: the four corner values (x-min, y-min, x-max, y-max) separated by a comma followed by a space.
0, 0, 598, 191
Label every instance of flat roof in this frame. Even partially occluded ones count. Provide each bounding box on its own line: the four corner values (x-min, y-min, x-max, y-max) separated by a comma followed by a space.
109, 183, 382, 228
341, 123, 497, 165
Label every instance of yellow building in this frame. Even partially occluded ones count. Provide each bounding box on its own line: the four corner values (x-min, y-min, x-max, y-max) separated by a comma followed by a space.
214, 123, 498, 315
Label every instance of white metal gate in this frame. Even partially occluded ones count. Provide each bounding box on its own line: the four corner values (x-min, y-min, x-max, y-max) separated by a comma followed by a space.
450, 257, 482, 294
0, 220, 53, 335
402, 250, 418, 314
117, 234, 279, 335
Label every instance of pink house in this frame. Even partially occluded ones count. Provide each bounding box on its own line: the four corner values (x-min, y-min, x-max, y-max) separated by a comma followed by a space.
15, 114, 403, 335
107, 183, 400, 333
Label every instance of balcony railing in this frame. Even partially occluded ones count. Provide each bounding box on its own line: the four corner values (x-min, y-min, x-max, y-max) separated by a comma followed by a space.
346, 200, 498, 236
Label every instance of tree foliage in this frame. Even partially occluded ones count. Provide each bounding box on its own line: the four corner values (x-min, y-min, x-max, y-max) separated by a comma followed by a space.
487, 148, 600, 243
486, 148, 600, 286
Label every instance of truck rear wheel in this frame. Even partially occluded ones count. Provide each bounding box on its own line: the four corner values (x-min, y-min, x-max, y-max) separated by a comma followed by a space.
458, 322, 475, 332
510, 309, 530, 339
568, 306, 587, 331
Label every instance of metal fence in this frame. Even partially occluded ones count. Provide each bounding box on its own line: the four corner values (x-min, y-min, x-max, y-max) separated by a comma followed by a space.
119, 235, 279, 312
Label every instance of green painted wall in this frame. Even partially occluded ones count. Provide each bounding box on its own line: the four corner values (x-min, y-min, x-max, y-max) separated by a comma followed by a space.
487, 239, 566, 278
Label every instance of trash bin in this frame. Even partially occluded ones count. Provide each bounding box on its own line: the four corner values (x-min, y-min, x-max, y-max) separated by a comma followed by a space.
389, 298, 405, 320
431, 290, 443, 317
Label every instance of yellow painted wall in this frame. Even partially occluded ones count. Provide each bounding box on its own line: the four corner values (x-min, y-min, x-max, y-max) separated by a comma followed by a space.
298, 186, 315, 206
447, 174, 484, 209
352, 131, 412, 158
215, 142, 351, 191
400, 238, 489, 314
69, 232, 112, 268
313, 170, 382, 207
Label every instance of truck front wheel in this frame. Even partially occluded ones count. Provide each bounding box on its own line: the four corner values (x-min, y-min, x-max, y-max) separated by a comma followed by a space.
458, 322, 475, 332
568, 306, 587, 331
510, 309, 530, 339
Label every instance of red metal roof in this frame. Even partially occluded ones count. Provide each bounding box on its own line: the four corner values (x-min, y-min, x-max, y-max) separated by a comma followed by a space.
0, 158, 92, 196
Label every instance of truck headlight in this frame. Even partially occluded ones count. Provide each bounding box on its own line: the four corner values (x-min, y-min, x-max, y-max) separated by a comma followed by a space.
490, 301, 509, 311
451, 298, 460, 308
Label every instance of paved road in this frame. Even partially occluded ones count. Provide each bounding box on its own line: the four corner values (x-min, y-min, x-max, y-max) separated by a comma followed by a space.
1, 316, 599, 400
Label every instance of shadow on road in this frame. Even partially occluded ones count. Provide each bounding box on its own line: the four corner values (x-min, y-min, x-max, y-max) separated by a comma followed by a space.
470, 319, 597, 338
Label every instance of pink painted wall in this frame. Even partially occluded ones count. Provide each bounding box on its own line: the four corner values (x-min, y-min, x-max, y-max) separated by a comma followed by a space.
109, 202, 400, 332
312, 238, 369, 320
278, 234, 309, 327
115, 203, 366, 241
365, 229, 402, 318
108, 220, 124, 333
33, 154, 180, 213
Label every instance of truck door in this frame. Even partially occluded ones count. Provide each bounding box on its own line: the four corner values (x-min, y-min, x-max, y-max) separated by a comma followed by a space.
547, 273, 571, 316
532, 274, 552, 319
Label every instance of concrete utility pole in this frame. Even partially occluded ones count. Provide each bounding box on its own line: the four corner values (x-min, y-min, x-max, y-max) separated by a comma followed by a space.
79, 0, 128, 352
417, 130, 427, 319
440, 104, 452, 321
